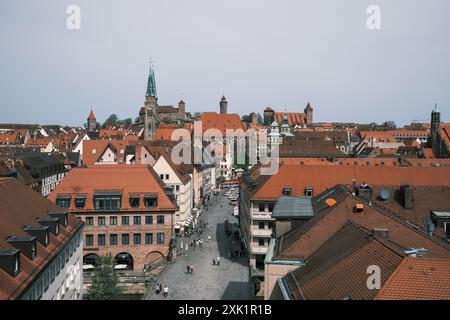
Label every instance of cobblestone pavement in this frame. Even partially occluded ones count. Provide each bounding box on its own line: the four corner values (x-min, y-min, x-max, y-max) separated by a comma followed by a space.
144, 191, 252, 300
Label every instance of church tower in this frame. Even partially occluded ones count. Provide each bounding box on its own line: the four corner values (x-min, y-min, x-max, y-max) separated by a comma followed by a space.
431, 103, 441, 153
143, 62, 159, 141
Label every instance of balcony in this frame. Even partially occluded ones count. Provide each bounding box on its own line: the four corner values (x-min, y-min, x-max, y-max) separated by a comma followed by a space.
252, 212, 274, 221
252, 228, 273, 237
251, 246, 269, 255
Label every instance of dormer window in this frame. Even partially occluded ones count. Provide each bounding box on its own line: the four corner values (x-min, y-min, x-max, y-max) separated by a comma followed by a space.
129, 195, 140, 208
23, 226, 50, 247
74, 196, 86, 209
37, 217, 60, 235
0, 249, 21, 277
283, 187, 292, 196
305, 187, 313, 197
144, 195, 158, 208
48, 211, 69, 227
56, 196, 71, 209
94, 192, 122, 211
7, 236, 38, 260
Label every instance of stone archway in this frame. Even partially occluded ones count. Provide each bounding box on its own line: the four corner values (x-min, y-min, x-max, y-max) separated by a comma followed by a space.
145, 251, 165, 265
83, 253, 99, 266
114, 252, 134, 270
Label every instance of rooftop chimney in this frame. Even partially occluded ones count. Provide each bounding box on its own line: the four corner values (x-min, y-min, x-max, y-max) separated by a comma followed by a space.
400, 185, 413, 210
356, 184, 373, 202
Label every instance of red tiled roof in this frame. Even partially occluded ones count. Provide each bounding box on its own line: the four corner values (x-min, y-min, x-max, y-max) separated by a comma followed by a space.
250, 164, 450, 201
88, 110, 96, 120
274, 112, 306, 126
99, 129, 127, 138
375, 257, 450, 300
156, 127, 192, 141
0, 131, 21, 145
199, 112, 245, 136
82, 140, 127, 165
0, 178, 83, 300
440, 125, 450, 150
279, 157, 450, 167
275, 189, 450, 262
283, 221, 405, 300
48, 165, 177, 212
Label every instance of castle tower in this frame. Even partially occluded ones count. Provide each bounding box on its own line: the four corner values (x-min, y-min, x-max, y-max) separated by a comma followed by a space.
87, 108, 97, 131
431, 103, 441, 152
143, 62, 159, 141
178, 100, 186, 121
220, 96, 228, 115
304, 102, 313, 124
264, 107, 275, 126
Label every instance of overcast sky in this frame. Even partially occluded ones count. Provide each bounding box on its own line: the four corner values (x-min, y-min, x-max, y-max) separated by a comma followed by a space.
1, 0, 449, 127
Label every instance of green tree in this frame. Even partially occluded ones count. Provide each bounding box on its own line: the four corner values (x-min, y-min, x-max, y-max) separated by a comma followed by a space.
102, 114, 119, 128
87, 253, 123, 300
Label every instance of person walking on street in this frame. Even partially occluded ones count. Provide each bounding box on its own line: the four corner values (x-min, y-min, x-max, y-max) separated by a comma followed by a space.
190, 264, 194, 274
212, 258, 216, 266
186, 264, 190, 274
163, 286, 169, 298
217, 256, 221, 265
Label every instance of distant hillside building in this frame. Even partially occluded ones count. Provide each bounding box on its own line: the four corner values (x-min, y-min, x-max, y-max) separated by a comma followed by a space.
263, 103, 313, 127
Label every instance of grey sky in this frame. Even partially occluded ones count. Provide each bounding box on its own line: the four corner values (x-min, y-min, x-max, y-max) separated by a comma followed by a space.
0, 0, 449, 127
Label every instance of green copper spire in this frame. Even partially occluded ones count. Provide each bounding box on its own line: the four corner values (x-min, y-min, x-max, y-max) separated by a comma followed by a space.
432, 102, 440, 113
146, 60, 158, 99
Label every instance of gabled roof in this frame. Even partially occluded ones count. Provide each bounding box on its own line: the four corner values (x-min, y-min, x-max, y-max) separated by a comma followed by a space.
82, 140, 127, 165
282, 221, 405, 300
273, 185, 450, 262
155, 152, 192, 185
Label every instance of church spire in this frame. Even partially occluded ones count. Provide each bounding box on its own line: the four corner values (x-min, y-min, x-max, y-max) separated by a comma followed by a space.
146, 60, 158, 99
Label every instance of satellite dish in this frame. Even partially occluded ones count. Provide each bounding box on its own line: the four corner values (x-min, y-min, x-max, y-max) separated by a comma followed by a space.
379, 188, 390, 201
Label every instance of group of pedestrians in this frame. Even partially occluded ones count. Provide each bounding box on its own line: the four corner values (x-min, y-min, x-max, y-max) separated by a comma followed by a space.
190, 238, 204, 250
155, 283, 169, 298
186, 264, 194, 274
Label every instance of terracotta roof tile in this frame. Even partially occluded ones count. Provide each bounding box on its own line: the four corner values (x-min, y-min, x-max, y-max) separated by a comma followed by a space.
283, 221, 405, 300
199, 112, 245, 136
375, 257, 450, 300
